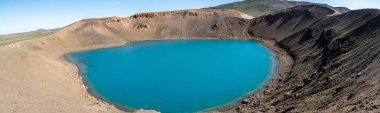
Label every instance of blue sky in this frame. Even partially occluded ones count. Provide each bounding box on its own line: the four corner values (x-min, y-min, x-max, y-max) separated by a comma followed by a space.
0, 0, 379, 35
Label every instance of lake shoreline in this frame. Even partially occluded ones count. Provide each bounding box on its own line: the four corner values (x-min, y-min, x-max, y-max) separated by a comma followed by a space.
62, 37, 293, 113
210, 37, 294, 112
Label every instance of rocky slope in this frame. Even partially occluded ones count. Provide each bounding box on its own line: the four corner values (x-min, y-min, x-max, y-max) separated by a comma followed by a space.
223, 5, 380, 113
207, 0, 350, 17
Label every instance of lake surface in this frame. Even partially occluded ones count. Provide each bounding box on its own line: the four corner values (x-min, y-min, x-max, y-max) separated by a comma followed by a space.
67, 40, 275, 113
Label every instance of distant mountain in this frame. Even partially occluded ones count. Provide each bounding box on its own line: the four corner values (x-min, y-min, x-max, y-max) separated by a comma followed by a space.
333, 6, 351, 12
0, 28, 59, 38
207, 0, 350, 17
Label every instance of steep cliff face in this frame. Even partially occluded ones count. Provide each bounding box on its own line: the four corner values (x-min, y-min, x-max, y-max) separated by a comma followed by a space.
232, 5, 380, 113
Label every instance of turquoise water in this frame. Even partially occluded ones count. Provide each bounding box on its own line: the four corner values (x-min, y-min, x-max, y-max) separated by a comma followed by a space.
67, 40, 275, 113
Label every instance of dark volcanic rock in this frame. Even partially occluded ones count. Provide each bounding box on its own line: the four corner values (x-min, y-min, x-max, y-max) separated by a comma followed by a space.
228, 5, 380, 113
